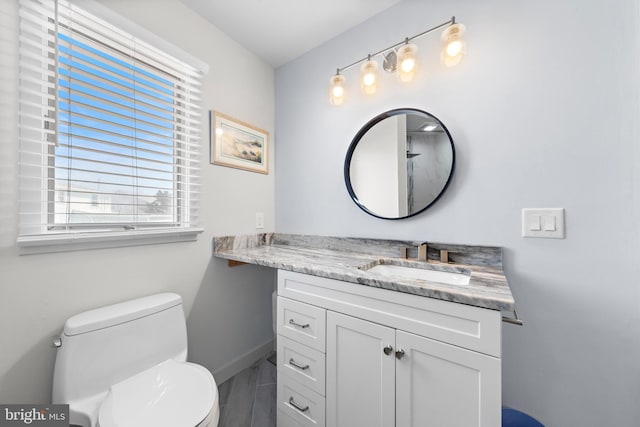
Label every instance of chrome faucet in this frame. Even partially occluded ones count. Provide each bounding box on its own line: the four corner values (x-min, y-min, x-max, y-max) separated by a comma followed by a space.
439, 249, 459, 263
400, 247, 408, 258
418, 242, 428, 261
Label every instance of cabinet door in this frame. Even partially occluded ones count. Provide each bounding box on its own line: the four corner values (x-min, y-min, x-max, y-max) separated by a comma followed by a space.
326, 311, 395, 427
395, 330, 501, 427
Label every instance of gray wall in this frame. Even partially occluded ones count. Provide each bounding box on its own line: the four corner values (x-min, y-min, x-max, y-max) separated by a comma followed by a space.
0, 0, 276, 403
275, 0, 640, 425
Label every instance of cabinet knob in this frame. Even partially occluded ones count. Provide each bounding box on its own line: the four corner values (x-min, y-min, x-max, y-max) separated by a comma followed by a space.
395, 349, 405, 359
383, 345, 393, 355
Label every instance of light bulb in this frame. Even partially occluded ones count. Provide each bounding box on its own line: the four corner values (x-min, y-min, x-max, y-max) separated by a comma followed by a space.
397, 43, 418, 82
363, 72, 376, 86
441, 23, 466, 67
360, 59, 379, 95
329, 74, 346, 106
401, 57, 415, 73
446, 40, 462, 57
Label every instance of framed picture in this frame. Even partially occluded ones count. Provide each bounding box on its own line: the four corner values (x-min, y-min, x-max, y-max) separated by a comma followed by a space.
211, 111, 269, 174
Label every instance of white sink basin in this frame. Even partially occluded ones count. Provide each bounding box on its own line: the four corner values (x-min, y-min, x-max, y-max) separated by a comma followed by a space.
365, 264, 471, 285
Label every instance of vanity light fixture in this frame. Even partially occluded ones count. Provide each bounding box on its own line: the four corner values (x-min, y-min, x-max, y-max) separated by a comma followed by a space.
360, 55, 379, 95
329, 73, 346, 105
397, 41, 418, 82
441, 23, 466, 67
329, 16, 465, 105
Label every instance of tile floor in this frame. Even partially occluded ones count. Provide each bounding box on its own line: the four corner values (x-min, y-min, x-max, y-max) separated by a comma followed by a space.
218, 354, 277, 427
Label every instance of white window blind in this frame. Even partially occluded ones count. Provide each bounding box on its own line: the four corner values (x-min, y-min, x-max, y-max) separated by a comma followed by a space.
17, 0, 205, 248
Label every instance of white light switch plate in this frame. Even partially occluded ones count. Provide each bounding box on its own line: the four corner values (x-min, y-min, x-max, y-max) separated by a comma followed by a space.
522, 208, 564, 238
255, 212, 264, 229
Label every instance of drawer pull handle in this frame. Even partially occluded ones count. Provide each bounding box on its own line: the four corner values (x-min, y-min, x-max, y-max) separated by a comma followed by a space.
383, 345, 393, 355
289, 397, 310, 413
395, 349, 406, 360
289, 319, 310, 329
289, 358, 310, 370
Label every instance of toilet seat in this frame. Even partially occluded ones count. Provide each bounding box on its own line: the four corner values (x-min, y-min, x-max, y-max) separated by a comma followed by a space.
97, 359, 218, 427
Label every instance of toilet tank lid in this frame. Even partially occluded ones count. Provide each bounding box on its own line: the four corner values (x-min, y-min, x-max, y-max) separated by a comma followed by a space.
64, 293, 183, 336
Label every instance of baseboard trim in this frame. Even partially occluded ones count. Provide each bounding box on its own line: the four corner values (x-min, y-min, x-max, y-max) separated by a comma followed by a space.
211, 337, 275, 384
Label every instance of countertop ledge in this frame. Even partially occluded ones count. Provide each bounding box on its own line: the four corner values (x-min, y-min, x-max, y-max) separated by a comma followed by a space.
213, 233, 515, 312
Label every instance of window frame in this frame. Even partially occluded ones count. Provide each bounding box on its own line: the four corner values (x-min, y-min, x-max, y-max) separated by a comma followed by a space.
16, 0, 208, 254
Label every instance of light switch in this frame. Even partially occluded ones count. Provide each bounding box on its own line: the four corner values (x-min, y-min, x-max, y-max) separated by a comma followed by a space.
543, 215, 556, 231
522, 208, 564, 238
528, 215, 542, 231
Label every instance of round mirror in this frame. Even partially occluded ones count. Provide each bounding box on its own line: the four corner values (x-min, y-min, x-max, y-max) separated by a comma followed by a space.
344, 108, 455, 220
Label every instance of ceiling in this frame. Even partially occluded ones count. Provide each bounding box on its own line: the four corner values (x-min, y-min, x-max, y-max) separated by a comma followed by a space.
180, 0, 403, 68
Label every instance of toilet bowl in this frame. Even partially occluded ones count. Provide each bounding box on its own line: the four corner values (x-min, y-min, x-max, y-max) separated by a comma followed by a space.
97, 360, 218, 427
52, 293, 219, 427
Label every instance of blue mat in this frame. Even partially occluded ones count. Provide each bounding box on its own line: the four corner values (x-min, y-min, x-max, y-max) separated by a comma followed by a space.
502, 408, 544, 427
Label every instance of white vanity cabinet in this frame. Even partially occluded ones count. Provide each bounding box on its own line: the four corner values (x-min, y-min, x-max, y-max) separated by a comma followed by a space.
276, 270, 502, 427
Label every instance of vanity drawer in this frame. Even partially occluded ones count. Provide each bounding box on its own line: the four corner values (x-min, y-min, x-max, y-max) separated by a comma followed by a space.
278, 297, 326, 352
278, 335, 326, 396
277, 410, 304, 427
278, 376, 325, 427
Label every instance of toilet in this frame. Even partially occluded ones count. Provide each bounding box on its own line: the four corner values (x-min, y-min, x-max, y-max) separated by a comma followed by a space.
52, 293, 219, 427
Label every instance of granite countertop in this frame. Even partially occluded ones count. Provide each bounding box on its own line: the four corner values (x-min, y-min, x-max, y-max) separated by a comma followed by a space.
213, 233, 515, 312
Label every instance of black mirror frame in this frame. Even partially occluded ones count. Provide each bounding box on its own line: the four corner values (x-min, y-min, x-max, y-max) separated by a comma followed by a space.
344, 108, 456, 220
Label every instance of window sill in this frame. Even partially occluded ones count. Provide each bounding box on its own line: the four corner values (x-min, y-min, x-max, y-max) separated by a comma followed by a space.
17, 227, 204, 255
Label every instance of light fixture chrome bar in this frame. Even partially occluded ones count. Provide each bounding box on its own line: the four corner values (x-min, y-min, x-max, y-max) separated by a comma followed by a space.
336, 16, 456, 74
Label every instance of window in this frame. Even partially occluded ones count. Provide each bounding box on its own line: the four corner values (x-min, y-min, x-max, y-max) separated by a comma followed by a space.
17, 0, 207, 251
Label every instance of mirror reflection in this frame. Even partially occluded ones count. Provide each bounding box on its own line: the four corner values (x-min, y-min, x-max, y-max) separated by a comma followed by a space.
345, 109, 455, 219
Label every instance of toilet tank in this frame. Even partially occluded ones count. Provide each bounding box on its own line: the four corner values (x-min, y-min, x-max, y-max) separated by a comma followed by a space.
52, 293, 189, 405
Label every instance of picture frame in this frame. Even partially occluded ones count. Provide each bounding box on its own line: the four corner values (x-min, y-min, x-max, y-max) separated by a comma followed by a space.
211, 111, 269, 174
